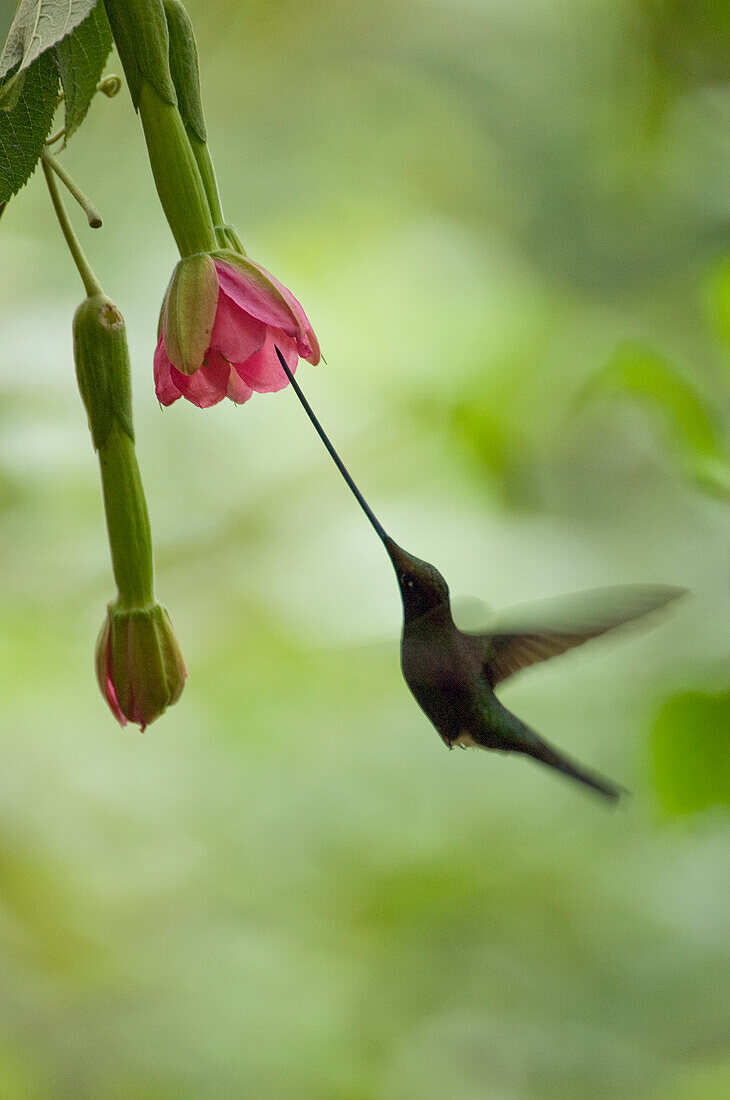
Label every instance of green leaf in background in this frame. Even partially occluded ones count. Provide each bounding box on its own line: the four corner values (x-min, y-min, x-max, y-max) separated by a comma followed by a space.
651, 689, 730, 816
584, 344, 730, 500
707, 256, 730, 354
0, 48, 58, 204
0, 0, 98, 82
53, 1, 111, 140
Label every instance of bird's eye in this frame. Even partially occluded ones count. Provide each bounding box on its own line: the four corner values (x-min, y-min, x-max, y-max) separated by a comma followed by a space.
407, 579, 414, 588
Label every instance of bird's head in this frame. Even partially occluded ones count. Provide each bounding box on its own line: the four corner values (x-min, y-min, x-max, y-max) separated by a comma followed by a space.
384, 539, 451, 622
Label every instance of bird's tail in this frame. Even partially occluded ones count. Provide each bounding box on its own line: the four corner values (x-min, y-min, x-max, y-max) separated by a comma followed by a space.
520, 734, 622, 800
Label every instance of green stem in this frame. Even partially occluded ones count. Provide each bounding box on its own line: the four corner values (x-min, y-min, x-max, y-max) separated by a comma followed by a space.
41, 159, 103, 297
138, 81, 217, 256
187, 131, 244, 252
98, 428, 155, 608
187, 133, 222, 223
41, 149, 102, 228
45, 128, 66, 147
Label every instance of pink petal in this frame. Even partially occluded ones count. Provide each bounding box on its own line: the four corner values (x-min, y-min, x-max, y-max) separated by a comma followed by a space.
214, 258, 317, 352
226, 366, 254, 404
297, 322, 320, 365
170, 356, 230, 408
211, 286, 266, 363
265, 277, 320, 363
97, 627, 126, 727
154, 337, 182, 406
215, 260, 296, 333
235, 329, 298, 393
105, 671, 127, 725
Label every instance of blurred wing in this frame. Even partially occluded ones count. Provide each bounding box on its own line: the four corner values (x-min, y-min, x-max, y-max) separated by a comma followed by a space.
478, 585, 686, 687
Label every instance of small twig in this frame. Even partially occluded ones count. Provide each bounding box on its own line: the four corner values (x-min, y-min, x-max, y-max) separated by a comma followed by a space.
41, 148, 102, 229
44, 127, 67, 147
41, 158, 103, 298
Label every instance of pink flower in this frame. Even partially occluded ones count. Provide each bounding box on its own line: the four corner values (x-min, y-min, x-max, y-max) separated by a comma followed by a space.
154, 251, 320, 408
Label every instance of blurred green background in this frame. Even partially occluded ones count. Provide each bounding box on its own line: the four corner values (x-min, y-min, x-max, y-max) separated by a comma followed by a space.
1, 0, 729, 1096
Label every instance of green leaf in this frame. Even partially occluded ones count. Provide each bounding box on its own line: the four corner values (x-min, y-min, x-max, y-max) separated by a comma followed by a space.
0, 3, 112, 206
651, 690, 730, 816
584, 344, 730, 500
0, 49, 58, 204
54, 1, 112, 140
0, 0, 99, 82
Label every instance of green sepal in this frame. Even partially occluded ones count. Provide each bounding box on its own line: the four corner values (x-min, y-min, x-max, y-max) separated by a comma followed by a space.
216, 224, 244, 252
161, 253, 219, 374
73, 294, 135, 450
102, 0, 176, 109
163, 0, 206, 142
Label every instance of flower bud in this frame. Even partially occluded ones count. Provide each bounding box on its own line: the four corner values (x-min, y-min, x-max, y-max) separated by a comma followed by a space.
95, 602, 187, 731
73, 294, 134, 450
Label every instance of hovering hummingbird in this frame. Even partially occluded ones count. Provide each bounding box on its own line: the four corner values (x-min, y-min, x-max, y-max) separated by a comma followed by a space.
275, 348, 684, 799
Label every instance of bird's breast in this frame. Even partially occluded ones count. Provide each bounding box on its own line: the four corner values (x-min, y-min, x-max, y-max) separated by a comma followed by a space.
400, 632, 481, 740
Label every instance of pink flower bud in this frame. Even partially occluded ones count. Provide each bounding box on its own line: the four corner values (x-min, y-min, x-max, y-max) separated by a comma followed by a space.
95, 603, 187, 731
154, 250, 320, 408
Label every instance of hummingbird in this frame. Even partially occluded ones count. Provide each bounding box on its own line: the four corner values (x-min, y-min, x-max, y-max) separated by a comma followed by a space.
275, 348, 684, 799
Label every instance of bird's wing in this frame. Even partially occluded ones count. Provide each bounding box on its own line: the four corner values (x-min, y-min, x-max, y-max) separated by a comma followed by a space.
476, 584, 686, 687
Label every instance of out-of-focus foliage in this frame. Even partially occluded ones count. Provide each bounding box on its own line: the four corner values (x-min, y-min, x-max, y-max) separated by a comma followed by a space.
652, 689, 730, 815
710, 257, 730, 352
585, 344, 730, 500
0, 0, 728, 1096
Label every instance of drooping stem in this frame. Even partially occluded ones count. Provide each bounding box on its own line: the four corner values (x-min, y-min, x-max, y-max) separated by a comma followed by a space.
41, 149, 102, 228
275, 347, 391, 546
98, 428, 155, 608
137, 82, 218, 256
41, 159, 103, 298
186, 134, 244, 253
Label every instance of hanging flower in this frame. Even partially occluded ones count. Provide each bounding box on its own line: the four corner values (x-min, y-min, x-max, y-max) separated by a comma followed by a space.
154, 250, 320, 408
